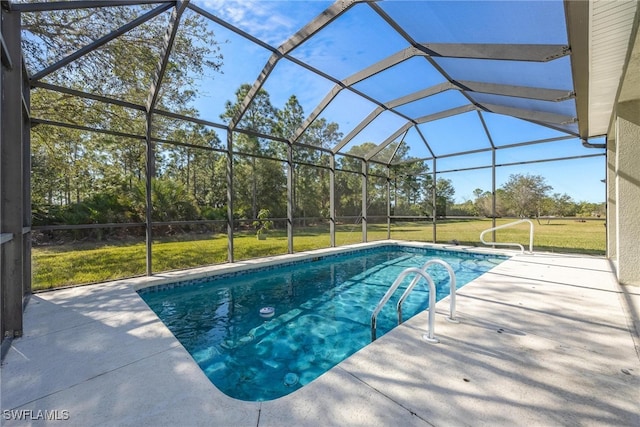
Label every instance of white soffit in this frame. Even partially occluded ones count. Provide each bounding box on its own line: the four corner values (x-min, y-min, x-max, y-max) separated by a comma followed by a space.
618, 18, 640, 104
589, 0, 638, 136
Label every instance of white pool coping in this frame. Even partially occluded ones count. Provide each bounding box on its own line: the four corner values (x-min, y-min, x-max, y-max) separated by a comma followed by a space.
1, 241, 639, 426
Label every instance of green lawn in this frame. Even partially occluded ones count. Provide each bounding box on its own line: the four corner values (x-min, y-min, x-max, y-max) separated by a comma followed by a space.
32, 218, 605, 290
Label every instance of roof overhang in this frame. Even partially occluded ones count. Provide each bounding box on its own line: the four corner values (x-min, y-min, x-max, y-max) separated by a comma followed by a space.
566, 0, 639, 139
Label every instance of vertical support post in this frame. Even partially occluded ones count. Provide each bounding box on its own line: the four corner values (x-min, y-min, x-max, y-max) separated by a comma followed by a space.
1, 7, 24, 341
477, 109, 497, 244
492, 148, 497, 243
287, 140, 293, 253
386, 165, 391, 240
226, 129, 234, 262
329, 154, 336, 247
21, 60, 31, 297
143, 1, 188, 275
432, 158, 437, 243
362, 160, 368, 243
1, 7, 3, 348
144, 113, 154, 275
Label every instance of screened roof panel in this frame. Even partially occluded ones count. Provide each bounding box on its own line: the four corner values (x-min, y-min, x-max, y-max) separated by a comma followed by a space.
370, 126, 431, 164
434, 56, 574, 91
470, 94, 576, 117
342, 110, 408, 154
418, 111, 491, 156
393, 127, 432, 161
536, 121, 579, 136
19, 0, 609, 176
481, 112, 571, 146
195, 1, 332, 48
351, 56, 446, 103
313, 90, 379, 150
394, 90, 470, 120
470, 93, 577, 127
378, 0, 568, 44
33, 9, 172, 105
496, 138, 603, 165
288, 3, 410, 80
257, 58, 336, 122
187, 19, 275, 124
370, 141, 399, 165
156, 7, 226, 117
21, 3, 166, 77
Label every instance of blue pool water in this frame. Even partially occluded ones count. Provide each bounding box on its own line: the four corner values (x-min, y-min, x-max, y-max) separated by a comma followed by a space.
139, 246, 506, 401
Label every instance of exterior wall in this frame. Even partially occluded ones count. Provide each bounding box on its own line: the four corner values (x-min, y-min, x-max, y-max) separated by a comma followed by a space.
614, 100, 640, 286
606, 137, 617, 260
609, 13, 640, 286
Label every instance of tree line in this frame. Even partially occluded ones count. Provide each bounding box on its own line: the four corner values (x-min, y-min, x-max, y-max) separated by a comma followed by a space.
31, 82, 442, 228
447, 173, 605, 219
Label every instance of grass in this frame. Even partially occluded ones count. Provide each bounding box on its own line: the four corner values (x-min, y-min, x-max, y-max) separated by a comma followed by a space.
32, 218, 606, 290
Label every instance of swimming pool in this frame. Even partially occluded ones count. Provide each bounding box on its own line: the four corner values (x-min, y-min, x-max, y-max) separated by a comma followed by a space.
139, 245, 507, 401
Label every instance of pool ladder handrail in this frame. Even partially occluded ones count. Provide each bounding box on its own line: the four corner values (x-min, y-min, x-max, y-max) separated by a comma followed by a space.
371, 259, 457, 343
397, 259, 458, 327
479, 219, 534, 254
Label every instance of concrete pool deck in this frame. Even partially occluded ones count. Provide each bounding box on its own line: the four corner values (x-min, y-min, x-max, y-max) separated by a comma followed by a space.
1, 242, 639, 426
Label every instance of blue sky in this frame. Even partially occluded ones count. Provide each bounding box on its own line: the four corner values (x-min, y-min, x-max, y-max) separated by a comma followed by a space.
186, 1, 606, 204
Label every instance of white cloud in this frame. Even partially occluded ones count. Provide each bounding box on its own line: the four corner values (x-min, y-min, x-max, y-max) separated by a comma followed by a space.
200, 0, 298, 47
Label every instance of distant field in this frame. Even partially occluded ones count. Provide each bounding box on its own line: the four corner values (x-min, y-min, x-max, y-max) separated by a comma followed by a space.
32, 218, 606, 290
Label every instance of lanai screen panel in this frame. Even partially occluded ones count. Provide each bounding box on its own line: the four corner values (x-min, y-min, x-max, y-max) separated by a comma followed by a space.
482, 113, 572, 146
341, 110, 408, 154
313, 90, 379, 150
259, 58, 336, 121
21, 0, 586, 165
378, 1, 568, 44
496, 138, 604, 165
394, 90, 469, 121
418, 111, 492, 157
374, 127, 431, 164
10, 0, 609, 293
351, 56, 447, 104
24, 4, 173, 105
363, 0, 577, 161
157, 6, 275, 125
289, 3, 409, 80
196, 0, 332, 48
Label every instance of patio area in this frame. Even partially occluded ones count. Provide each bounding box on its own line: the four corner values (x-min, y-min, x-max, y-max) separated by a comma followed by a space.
2, 243, 638, 426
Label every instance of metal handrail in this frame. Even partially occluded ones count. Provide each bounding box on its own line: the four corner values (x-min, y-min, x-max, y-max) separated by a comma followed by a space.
480, 219, 534, 253
397, 259, 458, 325
371, 267, 439, 343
